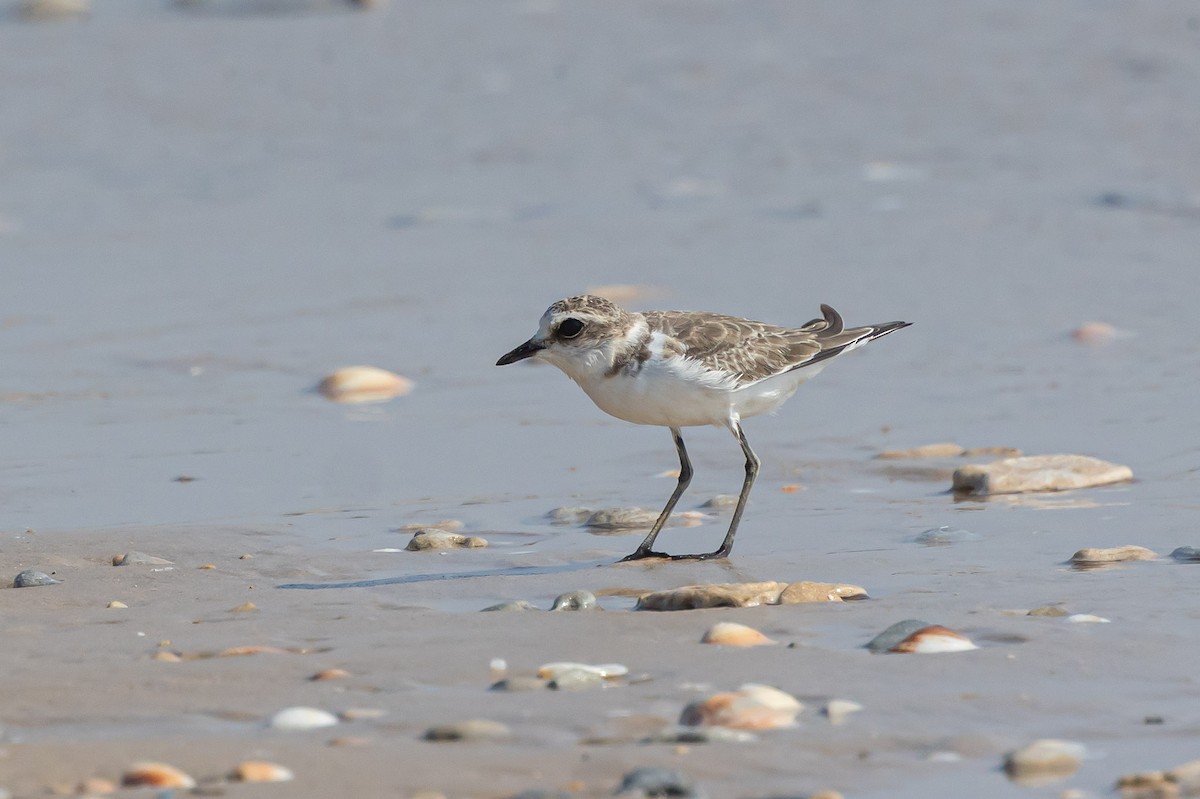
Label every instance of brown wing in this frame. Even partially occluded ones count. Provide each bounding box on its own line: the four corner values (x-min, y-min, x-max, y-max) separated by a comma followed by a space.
644, 305, 909, 388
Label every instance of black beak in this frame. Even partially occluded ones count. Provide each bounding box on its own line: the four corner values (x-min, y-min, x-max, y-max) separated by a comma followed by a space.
496, 338, 545, 366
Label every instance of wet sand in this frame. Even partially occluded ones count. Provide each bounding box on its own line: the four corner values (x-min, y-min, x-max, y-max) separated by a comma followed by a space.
4, 1, 1200, 797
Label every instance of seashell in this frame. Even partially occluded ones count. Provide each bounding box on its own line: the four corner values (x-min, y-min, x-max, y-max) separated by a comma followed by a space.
550, 590, 597, 611
822, 699, 863, 725
310, 668, 351, 681
339, 707, 386, 721
585, 507, 659, 531
889, 625, 978, 654
77, 776, 117, 794
269, 706, 339, 731
231, 761, 294, 783
423, 719, 511, 742
953, 454, 1132, 496
229, 602, 257, 612
112, 551, 174, 566
318, 366, 412, 404
700, 621, 776, 647
1071, 321, 1117, 344
107, 600, 128, 609
1066, 613, 1110, 624
121, 761, 196, 789
1070, 545, 1157, 564
152, 651, 182, 662
636, 580, 866, 611
537, 662, 627, 680
679, 683, 802, 730
405, 529, 487, 551
700, 495, 738, 509
1003, 739, 1086, 785
198, 563, 216, 570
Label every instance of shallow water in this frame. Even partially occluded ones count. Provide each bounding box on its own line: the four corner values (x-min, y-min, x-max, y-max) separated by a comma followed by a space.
3, 1, 1200, 796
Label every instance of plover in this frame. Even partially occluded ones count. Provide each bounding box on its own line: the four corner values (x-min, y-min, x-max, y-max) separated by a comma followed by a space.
497, 295, 910, 561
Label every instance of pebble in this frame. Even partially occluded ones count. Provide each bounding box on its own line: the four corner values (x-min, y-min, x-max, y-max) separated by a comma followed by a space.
1003, 739, 1086, 784
1027, 606, 1069, 617
700, 494, 739, 510
1169, 546, 1200, 562
585, 507, 661, 531
867, 620, 978, 653
481, 600, 538, 612
423, 718, 512, 742
1072, 321, 1118, 344
112, 551, 174, 566
700, 621, 776, 647
230, 601, 258, 612
546, 506, 595, 524
12, 570, 60, 587
822, 699, 864, 725
230, 761, 294, 783
17, 0, 90, 20
490, 676, 548, 692
876, 442, 965, 459
679, 683, 803, 730
913, 526, 979, 546
549, 590, 598, 611
310, 668, 351, 681
537, 662, 628, 680
1071, 545, 1157, 564
405, 529, 488, 551
120, 762, 196, 790
107, 600, 128, 608
269, 706, 339, 731
547, 668, 607, 691
339, 707, 387, 721
952, 454, 1133, 495
615, 767, 702, 798
317, 365, 413, 403
636, 580, 866, 610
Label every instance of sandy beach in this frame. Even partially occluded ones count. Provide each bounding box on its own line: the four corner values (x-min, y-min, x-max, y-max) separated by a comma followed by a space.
3, 1, 1200, 797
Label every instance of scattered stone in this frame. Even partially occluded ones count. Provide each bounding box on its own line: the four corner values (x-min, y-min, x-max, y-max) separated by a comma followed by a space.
270, 706, 339, 731
481, 600, 538, 612
1115, 771, 1176, 798
615, 767, 701, 798
537, 662, 627, 680
423, 719, 512, 742
1028, 606, 1069, 617
546, 506, 594, 525
198, 563, 216, 570
405, 529, 488, 551
13, 570, 60, 587
952, 454, 1133, 495
585, 507, 660, 531
76, 777, 118, 794
550, 590, 597, 611
318, 365, 412, 403
121, 762, 196, 790
239, 553, 253, 559
339, 707, 386, 721
876, 442, 965, 459
112, 551, 174, 566
867, 620, 977, 653
107, 600, 128, 609
399, 519, 464, 532
17, 0, 90, 20
822, 699, 864, 725
700, 621, 776, 647
490, 676, 547, 692
640, 725, 757, 744
679, 684, 802, 730
1066, 613, 1110, 623
1071, 545, 1157, 564
1003, 739, 1086, 785
1072, 321, 1118, 344
636, 580, 866, 611
230, 761, 294, 783
310, 668, 351, 681
1170, 547, 1200, 562
913, 526, 978, 546
230, 601, 258, 612
700, 495, 739, 510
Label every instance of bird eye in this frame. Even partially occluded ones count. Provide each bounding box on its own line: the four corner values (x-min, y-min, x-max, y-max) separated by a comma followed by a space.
558, 318, 584, 339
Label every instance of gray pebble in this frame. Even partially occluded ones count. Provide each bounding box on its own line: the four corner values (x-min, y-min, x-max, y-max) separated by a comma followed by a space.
615, 767, 703, 798
423, 718, 512, 742
913, 526, 978, 546
700, 495, 738, 510
865, 619, 935, 653
550, 590, 597, 611
1170, 546, 1200, 562
481, 600, 538, 612
547, 506, 594, 525
585, 507, 658, 531
13, 570, 60, 588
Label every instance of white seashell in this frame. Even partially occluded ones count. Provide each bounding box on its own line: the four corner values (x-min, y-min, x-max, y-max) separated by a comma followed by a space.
700, 621, 776, 647
1066, 613, 1111, 623
121, 762, 196, 789
536, 661, 628, 680
318, 366, 412, 404
269, 706, 339, 731
231, 761, 294, 783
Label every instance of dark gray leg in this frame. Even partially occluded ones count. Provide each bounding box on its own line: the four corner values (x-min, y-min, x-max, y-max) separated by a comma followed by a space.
620, 427, 692, 561
701, 419, 759, 559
